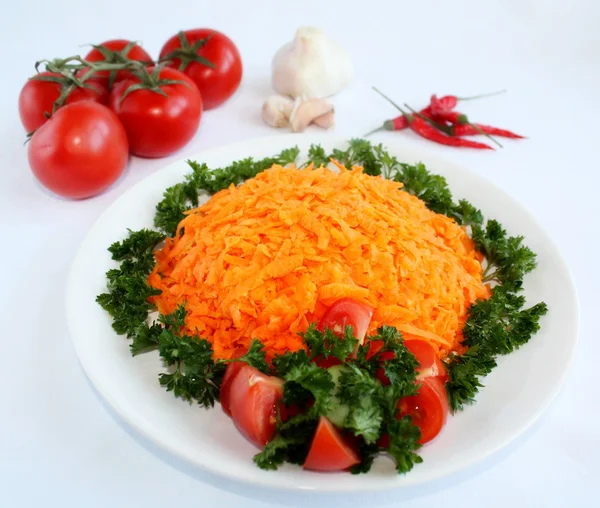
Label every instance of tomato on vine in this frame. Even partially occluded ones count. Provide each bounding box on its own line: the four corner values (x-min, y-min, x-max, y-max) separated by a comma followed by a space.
83, 40, 153, 88
159, 29, 242, 110
28, 101, 129, 199
18, 71, 108, 132
109, 65, 202, 158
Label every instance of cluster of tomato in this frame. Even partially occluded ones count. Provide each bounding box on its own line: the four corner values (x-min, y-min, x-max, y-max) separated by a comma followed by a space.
220, 299, 450, 472
19, 29, 242, 199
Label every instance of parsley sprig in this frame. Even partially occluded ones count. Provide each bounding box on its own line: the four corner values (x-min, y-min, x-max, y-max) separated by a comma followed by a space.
254, 325, 423, 474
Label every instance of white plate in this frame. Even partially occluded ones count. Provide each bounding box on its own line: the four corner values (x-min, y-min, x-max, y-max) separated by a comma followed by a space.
66, 134, 578, 492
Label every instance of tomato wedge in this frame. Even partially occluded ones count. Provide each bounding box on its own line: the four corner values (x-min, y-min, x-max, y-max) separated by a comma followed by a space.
366, 338, 448, 385
398, 376, 449, 444
229, 365, 284, 448
318, 298, 374, 343
303, 417, 360, 472
220, 347, 247, 417
404, 340, 448, 383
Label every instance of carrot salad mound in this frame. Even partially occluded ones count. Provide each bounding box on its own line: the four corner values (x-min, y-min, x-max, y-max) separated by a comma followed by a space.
148, 163, 491, 360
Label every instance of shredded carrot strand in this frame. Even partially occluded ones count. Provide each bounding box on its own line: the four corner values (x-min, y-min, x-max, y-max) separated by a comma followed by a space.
148, 163, 490, 360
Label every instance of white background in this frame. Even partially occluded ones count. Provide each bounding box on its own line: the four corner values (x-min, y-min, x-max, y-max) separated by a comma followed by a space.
1, 0, 598, 506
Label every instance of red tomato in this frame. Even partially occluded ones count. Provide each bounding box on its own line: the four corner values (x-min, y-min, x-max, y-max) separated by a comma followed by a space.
84, 39, 152, 85
27, 102, 128, 199
303, 417, 360, 472
18, 72, 108, 132
312, 355, 343, 369
398, 376, 449, 444
220, 348, 247, 417
109, 66, 202, 158
229, 365, 283, 448
366, 339, 448, 385
159, 29, 242, 110
318, 298, 374, 342
404, 340, 448, 383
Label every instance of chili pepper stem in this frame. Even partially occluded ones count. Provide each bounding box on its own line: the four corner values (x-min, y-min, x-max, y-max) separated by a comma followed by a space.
371, 87, 411, 119
363, 126, 384, 137
403, 103, 452, 135
457, 89, 507, 101
468, 123, 503, 148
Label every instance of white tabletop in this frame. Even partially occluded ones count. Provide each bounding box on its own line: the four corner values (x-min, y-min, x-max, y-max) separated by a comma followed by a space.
2, 0, 598, 506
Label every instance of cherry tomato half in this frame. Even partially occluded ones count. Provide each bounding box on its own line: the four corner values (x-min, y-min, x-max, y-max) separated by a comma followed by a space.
159, 29, 242, 110
27, 101, 128, 199
228, 365, 283, 448
303, 416, 360, 472
18, 72, 108, 132
318, 298, 374, 343
398, 376, 449, 444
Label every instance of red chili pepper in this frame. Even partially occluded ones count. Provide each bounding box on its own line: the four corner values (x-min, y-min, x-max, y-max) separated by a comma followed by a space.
428, 110, 503, 147
452, 123, 525, 139
371, 87, 494, 149
364, 115, 409, 136
429, 89, 506, 115
409, 115, 493, 149
430, 95, 457, 115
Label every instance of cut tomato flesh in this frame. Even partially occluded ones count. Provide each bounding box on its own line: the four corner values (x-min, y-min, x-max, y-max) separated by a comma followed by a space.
398, 376, 449, 444
404, 340, 448, 383
303, 416, 360, 472
228, 365, 284, 448
318, 298, 374, 343
220, 347, 247, 417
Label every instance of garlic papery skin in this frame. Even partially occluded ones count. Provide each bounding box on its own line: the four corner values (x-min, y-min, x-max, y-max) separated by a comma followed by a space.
272, 27, 354, 99
262, 95, 295, 128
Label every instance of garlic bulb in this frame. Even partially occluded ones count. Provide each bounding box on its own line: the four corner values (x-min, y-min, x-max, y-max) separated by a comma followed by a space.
272, 27, 353, 99
262, 95, 295, 128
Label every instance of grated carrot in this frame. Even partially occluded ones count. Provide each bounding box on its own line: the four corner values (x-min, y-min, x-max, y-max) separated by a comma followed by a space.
148, 163, 491, 360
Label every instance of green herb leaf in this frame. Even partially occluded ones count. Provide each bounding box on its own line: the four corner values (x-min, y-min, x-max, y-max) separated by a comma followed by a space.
231, 338, 270, 374
301, 324, 358, 363
386, 416, 423, 473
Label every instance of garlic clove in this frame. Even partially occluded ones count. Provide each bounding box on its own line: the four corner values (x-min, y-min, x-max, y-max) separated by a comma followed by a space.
313, 110, 335, 130
262, 95, 295, 128
289, 99, 333, 133
272, 26, 354, 99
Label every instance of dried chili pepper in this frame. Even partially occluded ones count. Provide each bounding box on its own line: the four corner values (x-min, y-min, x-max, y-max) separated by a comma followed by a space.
430, 89, 506, 115
428, 110, 502, 147
408, 115, 493, 149
364, 115, 409, 136
371, 88, 493, 150
452, 123, 524, 139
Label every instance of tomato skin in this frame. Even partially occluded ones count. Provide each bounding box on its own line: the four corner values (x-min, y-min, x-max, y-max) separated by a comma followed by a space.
366, 338, 448, 385
109, 66, 202, 158
220, 348, 247, 417
84, 40, 152, 85
303, 417, 360, 472
398, 376, 449, 444
18, 72, 108, 132
404, 340, 448, 384
27, 102, 128, 199
229, 365, 284, 448
318, 298, 374, 343
159, 29, 242, 110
